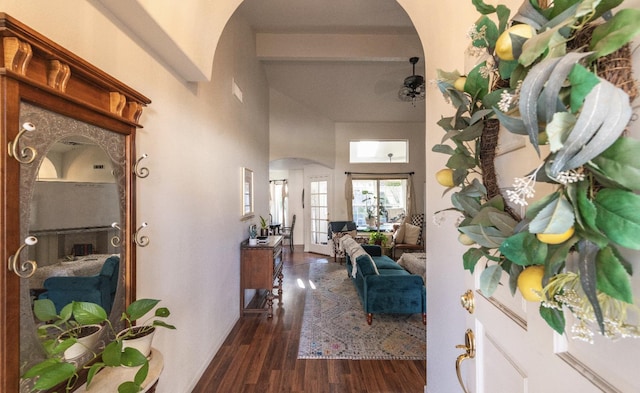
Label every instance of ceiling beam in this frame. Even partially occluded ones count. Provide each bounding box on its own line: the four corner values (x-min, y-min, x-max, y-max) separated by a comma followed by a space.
256, 33, 422, 62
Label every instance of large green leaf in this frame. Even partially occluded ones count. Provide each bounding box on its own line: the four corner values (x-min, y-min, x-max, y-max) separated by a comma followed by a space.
73, 301, 108, 325
550, 78, 632, 176
525, 191, 561, 220
569, 181, 609, 248
567, 64, 600, 113
591, 137, 640, 191
463, 247, 486, 273
437, 116, 456, 131
577, 240, 605, 334
528, 196, 574, 234
471, 206, 505, 226
121, 347, 148, 367
596, 246, 633, 303
33, 299, 58, 322
469, 109, 494, 125
459, 179, 487, 198
496, 5, 511, 33
509, 263, 523, 296
432, 144, 456, 156
119, 381, 143, 393
479, 264, 503, 296
134, 360, 150, 386
545, 238, 578, 278
455, 122, 485, 142
519, 24, 566, 67
473, 16, 499, 48
595, 189, 640, 250
465, 61, 490, 99
499, 231, 547, 266
459, 225, 506, 248
489, 211, 518, 235
87, 362, 106, 387
447, 152, 476, 170
102, 340, 123, 367
493, 107, 528, 135
451, 193, 481, 216
472, 0, 496, 14
590, 8, 640, 59
540, 304, 566, 335
27, 360, 76, 390
125, 298, 160, 322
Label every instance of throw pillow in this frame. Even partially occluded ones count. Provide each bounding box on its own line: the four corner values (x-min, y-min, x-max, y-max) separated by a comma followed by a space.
393, 224, 406, 244
403, 223, 421, 245
352, 248, 379, 277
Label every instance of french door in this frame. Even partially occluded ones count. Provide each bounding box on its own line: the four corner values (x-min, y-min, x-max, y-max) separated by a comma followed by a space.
307, 175, 331, 255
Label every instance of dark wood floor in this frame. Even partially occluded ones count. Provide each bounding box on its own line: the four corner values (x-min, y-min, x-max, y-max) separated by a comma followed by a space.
192, 246, 426, 393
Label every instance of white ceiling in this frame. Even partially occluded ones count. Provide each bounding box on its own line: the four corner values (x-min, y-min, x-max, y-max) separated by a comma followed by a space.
236, 0, 426, 123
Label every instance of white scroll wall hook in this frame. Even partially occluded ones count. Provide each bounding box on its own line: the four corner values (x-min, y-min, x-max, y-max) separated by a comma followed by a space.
8, 236, 38, 278
8, 122, 37, 164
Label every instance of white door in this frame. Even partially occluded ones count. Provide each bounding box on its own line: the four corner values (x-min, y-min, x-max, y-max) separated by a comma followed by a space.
306, 175, 331, 255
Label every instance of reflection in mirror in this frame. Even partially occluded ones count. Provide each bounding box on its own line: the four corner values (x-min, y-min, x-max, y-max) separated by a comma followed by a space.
18, 103, 127, 391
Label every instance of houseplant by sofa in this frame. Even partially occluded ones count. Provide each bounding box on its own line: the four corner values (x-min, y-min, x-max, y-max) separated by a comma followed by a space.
340, 235, 426, 325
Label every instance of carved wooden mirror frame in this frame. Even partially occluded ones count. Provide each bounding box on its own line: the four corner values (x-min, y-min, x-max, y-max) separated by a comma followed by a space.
0, 13, 150, 391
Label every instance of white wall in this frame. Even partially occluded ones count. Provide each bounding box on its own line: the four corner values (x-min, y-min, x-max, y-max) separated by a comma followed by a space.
270, 88, 336, 168
4, 2, 269, 392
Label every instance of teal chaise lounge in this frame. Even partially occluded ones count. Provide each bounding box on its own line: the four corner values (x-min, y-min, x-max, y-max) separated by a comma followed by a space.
341, 235, 426, 325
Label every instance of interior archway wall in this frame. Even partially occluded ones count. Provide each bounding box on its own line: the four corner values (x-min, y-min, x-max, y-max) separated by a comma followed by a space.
205, 1, 484, 391
209, 0, 480, 392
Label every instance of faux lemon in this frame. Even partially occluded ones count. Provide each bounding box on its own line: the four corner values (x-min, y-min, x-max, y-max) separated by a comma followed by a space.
436, 168, 455, 187
458, 233, 476, 245
495, 24, 535, 61
454, 76, 467, 92
536, 226, 575, 245
517, 265, 545, 302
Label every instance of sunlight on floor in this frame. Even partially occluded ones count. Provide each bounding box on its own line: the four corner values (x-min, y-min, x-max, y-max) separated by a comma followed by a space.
297, 278, 318, 289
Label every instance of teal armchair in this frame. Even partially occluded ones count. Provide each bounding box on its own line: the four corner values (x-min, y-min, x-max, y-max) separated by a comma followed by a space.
39, 256, 120, 314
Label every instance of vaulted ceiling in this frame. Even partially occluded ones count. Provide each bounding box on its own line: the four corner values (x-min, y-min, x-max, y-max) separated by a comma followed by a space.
236, 0, 426, 123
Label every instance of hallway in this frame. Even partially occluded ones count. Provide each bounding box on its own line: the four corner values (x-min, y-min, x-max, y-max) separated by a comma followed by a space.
192, 248, 426, 392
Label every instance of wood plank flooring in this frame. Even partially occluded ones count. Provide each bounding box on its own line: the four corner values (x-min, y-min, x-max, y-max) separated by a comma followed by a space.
192, 247, 426, 393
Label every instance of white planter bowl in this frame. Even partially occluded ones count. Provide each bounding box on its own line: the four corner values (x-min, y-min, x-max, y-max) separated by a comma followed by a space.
117, 326, 155, 358
61, 324, 103, 360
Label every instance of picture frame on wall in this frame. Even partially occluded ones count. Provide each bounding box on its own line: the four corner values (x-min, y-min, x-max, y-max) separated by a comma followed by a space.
241, 167, 254, 220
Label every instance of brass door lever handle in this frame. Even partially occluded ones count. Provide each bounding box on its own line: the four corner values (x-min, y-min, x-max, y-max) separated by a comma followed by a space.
455, 329, 476, 393
460, 289, 475, 314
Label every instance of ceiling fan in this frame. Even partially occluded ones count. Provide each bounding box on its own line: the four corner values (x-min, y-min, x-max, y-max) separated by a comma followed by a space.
398, 57, 425, 105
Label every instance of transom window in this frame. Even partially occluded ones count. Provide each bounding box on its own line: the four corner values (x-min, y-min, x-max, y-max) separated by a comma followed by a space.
349, 140, 408, 163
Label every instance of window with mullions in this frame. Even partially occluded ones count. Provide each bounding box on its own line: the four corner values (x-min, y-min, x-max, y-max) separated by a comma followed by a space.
352, 178, 407, 232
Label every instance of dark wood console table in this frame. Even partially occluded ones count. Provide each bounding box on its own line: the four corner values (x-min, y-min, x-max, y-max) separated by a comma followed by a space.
240, 236, 283, 317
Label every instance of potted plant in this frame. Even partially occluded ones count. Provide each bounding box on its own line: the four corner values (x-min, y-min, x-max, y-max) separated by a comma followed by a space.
23, 299, 175, 393
33, 299, 106, 360
86, 298, 175, 392
369, 231, 388, 247
23, 300, 109, 392
259, 216, 269, 237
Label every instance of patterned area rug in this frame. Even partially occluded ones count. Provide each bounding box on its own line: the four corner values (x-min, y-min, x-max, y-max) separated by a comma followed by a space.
298, 263, 426, 360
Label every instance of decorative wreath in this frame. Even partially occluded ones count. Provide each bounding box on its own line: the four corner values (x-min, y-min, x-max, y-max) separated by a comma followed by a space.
434, 0, 640, 342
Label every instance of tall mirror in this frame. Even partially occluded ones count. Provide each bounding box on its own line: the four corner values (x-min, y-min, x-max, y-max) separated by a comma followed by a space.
1, 14, 149, 392
18, 103, 129, 391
